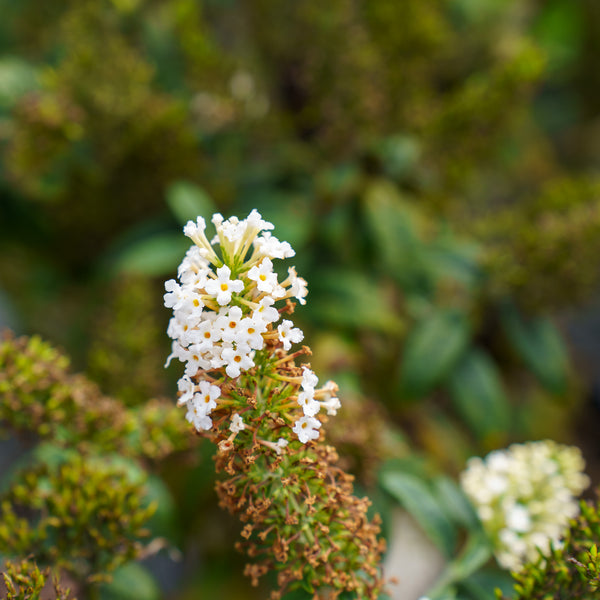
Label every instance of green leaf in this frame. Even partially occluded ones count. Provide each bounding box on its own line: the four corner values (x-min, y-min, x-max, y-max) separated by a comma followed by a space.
372, 135, 421, 179
143, 475, 179, 542
446, 534, 492, 582
166, 181, 216, 226
310, 270, 404, 334
99, 562, 160, 600
500, 303, 569, 394
431, 476, 481, 531
457, 568, 514, 600
109, 232, 190, 276
446, 348, 510, 441
427, 533, 493, 599
363, 178, 433, 292
0, 57, 38, 110
533, 0, 583, 75
380, 471, 457, 558
425, 234, 483, 291
398, 309, 470, 399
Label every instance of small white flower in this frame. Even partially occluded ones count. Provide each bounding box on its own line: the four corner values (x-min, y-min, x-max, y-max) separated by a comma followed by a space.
185, 398, 213, 431
253, 297, 280, 324
287, 266, 308, 305
246, 209, 274, 232
164, 340, 188, 367
184, 344, 212, 376
321, 395, 341, 416
505, 503, 531, 533
186, 319, 221, 350
221, 216, 247, 243
292, 415, 321, 443
177, 374, 196, 406
215, 306, 245, 343
254, 232, 295, 259
204, 265, 244, 305
301, 366, 319, 391
275, 438, 288, 454
277, 319, 304, 351
221, 344, 255, 378
183, 216, 207, 242
248, 258, 280, 294
298, 390, 320, 417
237, 316, 266, 350
230, 413, 246, 433
164, 279, 187, 310
197, 380, 221, 414
178, 246, 209, 283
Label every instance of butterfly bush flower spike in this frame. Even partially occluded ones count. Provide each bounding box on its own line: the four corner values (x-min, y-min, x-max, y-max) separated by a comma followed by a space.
460, 440, 589, 571
164, 210, 385, 599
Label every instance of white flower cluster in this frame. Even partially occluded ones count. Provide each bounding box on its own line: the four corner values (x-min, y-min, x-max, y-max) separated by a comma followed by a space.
164, 210, 338, 443
290, 367, 341, 443
460, 440, 590, 571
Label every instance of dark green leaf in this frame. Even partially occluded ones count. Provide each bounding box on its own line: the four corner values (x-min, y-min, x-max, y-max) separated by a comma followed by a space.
425, 235, 483, 290
310, 270, 404, 334
373, 135, 421, 179
457, 568, 514, 600
363, 179, 433, 292
143, 475, 178, 542
431, 476, 481, 531
380, 471, 457, 558
446, 348, 510, 440
398, 309, 470, 399
427, 533, 493, 599
110, 232, 190, 276
166, 181, 216, 226
500, 303, 569, 394
99, 562, 160, 600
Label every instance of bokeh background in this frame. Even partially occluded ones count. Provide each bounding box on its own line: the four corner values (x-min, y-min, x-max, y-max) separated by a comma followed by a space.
1, 0, 600, 599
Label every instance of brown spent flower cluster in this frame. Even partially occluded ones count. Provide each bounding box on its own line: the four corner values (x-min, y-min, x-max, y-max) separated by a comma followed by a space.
188, 347, 386, 599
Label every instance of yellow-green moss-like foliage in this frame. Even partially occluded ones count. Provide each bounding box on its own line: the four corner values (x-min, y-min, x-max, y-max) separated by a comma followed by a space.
500, 492, 600, 599
5, 1, 199, 268
0, 332, 192, 461
1, 558, 74, 600
87, 276, 167, 407
0, 455, 155, 586
476, 176, 600, 310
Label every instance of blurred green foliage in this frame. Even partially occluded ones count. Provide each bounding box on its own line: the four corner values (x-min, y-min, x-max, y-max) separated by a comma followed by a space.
0, 0, 599, 597
500, 492, 600, 599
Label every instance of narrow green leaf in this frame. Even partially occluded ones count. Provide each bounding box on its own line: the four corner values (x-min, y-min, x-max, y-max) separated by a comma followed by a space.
427, 534, 493, 599
446, 348, 510, 440
143, 475, 178, 542
380, 471, 457, 558
398, 309, 470, 399
457, 569, 514, 600
363, 178, 432, 292
310, 270, 404, 334
110, 232, 190, 276
425, 236, 483, 290
431, 476, 481, 531
166, 181, 216, 226
500, 303, 569, 394
447, 533, 492, 581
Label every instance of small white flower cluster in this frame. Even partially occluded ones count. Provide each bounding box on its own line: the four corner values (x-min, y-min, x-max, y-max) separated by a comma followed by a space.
292, 368, 342, 443
460, 440, 590, 571
165, 210, 336, 443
